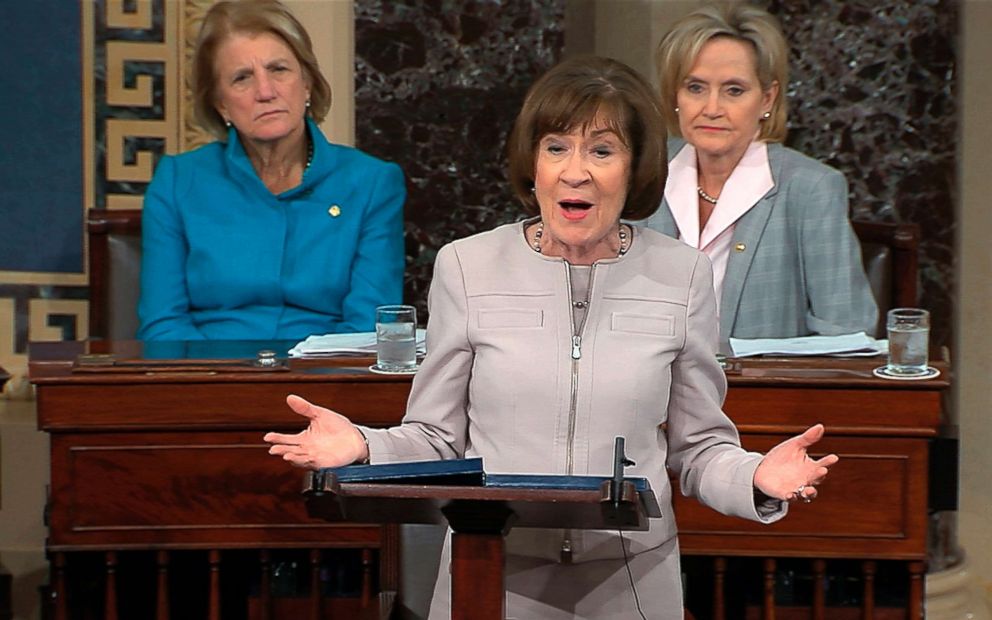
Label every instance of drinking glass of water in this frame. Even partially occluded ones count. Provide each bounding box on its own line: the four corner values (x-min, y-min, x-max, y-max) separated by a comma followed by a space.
886, 308, 929, 376
375, 305, 417, 372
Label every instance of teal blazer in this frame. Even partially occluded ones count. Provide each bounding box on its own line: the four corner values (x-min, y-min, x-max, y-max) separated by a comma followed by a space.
644, 140, 878, 342
137, 119, 405, 340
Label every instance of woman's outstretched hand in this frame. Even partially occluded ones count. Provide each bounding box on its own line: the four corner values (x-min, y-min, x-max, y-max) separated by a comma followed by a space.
263, 394, 369, 470
753, 424, 839, 503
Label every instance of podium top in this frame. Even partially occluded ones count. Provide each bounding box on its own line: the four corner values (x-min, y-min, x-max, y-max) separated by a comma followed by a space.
304, 462, 662, 533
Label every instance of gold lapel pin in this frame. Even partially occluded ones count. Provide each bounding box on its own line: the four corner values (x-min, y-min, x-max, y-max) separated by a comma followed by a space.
328, 205, 341, 217
734, 242, 747, 252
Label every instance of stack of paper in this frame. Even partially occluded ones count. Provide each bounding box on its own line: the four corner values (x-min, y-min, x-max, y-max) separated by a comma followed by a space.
289, 329, 427, 358
729, 332, 887, 358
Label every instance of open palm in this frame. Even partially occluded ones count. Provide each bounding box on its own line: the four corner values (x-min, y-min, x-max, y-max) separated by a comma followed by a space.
753, 424, 839, 502
263, 394, 368, 469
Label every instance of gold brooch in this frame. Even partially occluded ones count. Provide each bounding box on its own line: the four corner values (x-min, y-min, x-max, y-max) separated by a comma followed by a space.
734, 242, 746, 252
328, 205, 341, 217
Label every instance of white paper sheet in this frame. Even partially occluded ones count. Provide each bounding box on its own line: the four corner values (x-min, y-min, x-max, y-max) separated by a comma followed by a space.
729, 332, 887, 358
289, 329, 427, 358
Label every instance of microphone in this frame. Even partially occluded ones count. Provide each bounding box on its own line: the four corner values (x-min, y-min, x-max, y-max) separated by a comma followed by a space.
611, 436, 636, 509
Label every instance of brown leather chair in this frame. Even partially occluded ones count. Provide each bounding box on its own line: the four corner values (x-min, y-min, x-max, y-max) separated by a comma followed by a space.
87, 208, 143, 340
851, 219, 920, 336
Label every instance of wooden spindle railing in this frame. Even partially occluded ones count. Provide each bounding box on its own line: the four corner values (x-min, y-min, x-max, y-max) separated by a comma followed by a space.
862, 560, 877, 619
684, 555, 925, 619
908, 561, 925, 619
712, 556, 727, 620
208, 549, 221, 620
361, 548, 374, 607
155, 550, 169, 620
762, 557, 776, 620
259, 549, 272, 620
811, 558, 827, 620
309, 549, 322, 619
104, 551, 118, 620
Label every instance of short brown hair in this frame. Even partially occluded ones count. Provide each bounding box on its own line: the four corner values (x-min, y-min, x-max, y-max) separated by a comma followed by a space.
507, 56, 667, 221
192, 0, 332, 140
656, 3, 788, 142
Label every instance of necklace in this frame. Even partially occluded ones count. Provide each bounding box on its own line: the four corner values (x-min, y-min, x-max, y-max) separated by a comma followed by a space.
302, 134, 314, 176
531, 221, 629, 257
697, 186, 719, 204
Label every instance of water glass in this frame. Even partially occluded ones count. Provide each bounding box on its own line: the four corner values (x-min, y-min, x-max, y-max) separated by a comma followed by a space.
375, 305, 417, 371
886, 308, 930, 376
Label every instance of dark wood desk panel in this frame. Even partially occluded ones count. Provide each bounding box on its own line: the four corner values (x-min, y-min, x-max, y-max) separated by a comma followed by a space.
31, 342, 409, 554
675, 435, 928, 559
670, 358, 947, 565
30, 341, 409, 619
50, 431, 383, 550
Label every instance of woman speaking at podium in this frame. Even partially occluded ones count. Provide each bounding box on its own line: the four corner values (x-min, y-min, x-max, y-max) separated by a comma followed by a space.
266, 56, 837, 620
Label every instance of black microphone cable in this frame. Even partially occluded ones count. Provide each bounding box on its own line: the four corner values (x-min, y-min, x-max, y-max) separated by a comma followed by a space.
618, 528, 649, 620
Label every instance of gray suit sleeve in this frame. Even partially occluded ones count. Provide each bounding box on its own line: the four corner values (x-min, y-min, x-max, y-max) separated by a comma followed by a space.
665, 253, 786, 523
363, 243, 470, 462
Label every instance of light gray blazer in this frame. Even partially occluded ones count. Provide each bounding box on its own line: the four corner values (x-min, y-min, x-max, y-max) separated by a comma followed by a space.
363, 222, 785, 617
644, 141, 879, 342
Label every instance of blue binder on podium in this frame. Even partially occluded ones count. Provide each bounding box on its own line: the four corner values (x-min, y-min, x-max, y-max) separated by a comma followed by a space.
319, 456, 654, 494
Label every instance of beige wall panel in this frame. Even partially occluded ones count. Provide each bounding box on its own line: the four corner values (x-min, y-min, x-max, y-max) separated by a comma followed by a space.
569, 0, 720, 86
286, 0, 354, 146
957, 0, 992, 603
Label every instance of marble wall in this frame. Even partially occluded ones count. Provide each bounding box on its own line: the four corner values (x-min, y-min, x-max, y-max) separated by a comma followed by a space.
763, 0, 957, 346
354, 0, 565, 316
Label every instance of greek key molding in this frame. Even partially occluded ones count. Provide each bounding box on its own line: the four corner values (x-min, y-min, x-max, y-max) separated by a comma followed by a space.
28, 299, 89, 343
93, 0, 179, 211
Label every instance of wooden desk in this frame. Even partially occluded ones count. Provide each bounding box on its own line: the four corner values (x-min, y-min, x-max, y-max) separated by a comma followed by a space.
676, 357, 949, 619
30, 344, 947, 619
29, 341, 410, 620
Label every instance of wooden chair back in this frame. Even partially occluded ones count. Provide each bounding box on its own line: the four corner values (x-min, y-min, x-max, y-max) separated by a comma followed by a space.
851, 219, 920, 336
87, 209, 143, 340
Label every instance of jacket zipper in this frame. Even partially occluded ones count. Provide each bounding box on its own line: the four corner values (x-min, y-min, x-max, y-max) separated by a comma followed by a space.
561, 261, 596, 563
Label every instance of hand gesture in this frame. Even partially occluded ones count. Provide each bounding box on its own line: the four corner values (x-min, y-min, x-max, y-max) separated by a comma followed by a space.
753, 424, 839, 503
263, 394, 369, 470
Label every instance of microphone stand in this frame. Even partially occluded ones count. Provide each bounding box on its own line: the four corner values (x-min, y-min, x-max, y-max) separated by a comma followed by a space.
610, 436, 636, 509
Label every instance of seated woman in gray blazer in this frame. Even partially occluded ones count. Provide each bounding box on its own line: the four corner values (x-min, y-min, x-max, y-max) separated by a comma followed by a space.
644, 4, 878, 342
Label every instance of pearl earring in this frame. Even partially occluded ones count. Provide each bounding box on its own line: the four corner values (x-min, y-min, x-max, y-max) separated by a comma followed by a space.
762, 111, 771, 119
306, 99, 311, 108
224, 119, 232, 127
675, 107, 680, 113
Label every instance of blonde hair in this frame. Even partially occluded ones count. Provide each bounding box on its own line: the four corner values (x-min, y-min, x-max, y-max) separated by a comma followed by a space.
656, 3, 788, 142
192, 0, 331, 140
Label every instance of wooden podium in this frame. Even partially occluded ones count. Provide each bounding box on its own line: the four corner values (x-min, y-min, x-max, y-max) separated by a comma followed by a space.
304, 467, 661, 620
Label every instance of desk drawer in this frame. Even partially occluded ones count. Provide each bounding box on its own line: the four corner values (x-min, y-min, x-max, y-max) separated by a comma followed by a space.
674, 435, 929, 560
48, 431, 373, 549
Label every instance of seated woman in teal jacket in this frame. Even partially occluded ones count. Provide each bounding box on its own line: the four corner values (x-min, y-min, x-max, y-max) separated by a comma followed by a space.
138, 0, 405, 341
